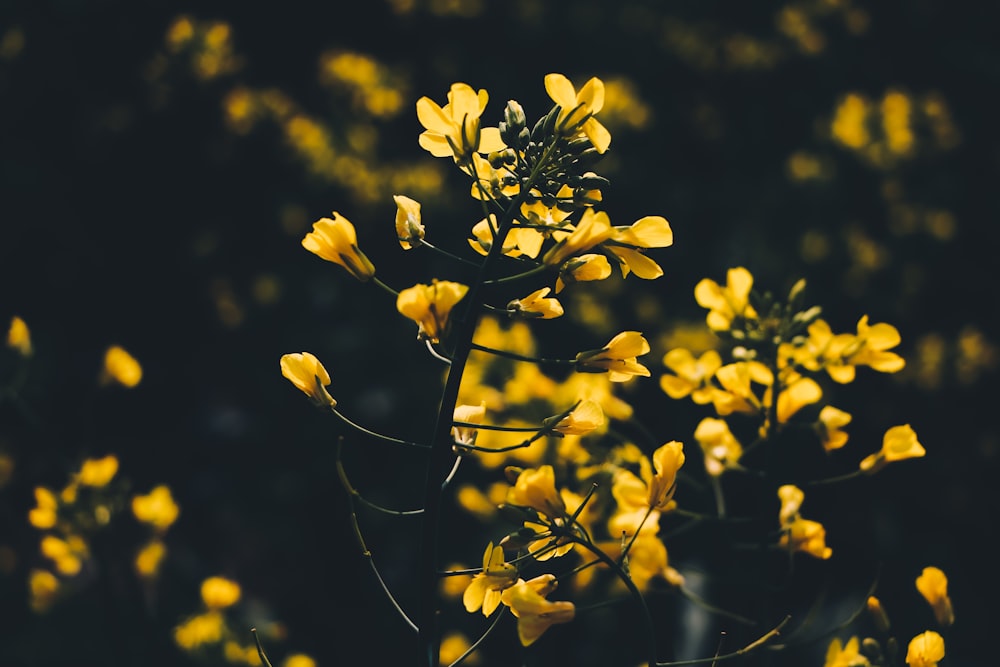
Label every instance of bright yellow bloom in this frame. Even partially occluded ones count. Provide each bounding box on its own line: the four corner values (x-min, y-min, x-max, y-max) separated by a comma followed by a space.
916, 566, 954, 626
452, 403, 486, 447
174, 611, 224, 649
416, 82, 504, 161
506, 465, 567, 518
78, 455, 119, 487
468, 212, 544, 259
7, 316, 31, 356
550, 399, 604, 436
776, 373, 823, 423
694, 267, 758, 331
280, 352, 336, 408
824, 636, 870, 667
29, 568, 60, 612
660, 348, 722, 403
500, 575, 575, 646
817, 405, 852, 451
463, 542, 518, 616
508, 287, 563, 319
555, 253, 612, 293
606, 215, 674, 279
777, 484, 804, 527
301, 212, 376, 281
694, 417, 742, 477
544, 73, 611, 153
393, 195, 424, 249
201, 575, 241, 609
780, 517, 832, 559
905, 631, 945, 667
396, 280, 469, 344
135, 539, 167, 578
711, 361, 773, 416
102, 345, 142, 388
647, 441, 685, 510
859, 424, 925, 474
28, 486, 59, 529
132, 485, 180, 531
575, 331, 651, 382
804, 317, 906, 383
542, 209, 614, 266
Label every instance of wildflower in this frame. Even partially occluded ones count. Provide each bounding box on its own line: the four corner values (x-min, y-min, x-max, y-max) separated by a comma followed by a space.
859, 424, 924, 474
301, 212, 376, 282
575, 331, 651, 382
660, 348, 722, 403
824, 636, 870, 667
174, 611, 224, 649
78, 455, 119, 487
393, 195, 424, 249
135, 539, 167, 578
647, 441, 685, 510
416, 82, 504, 162
549, 399, 604, 436
500, 576, 575, 646
694, 267, 758, 331
905, 631, 945, 667
605, 215, 674, 279
506, 465, 567, 518
29, 568, 60, 612
777, 484, 804, 527
396, 280, 469, 344
776, 373, 823, 423
28, 487, 58, 529
101, 345, 142, 388
132, 485, 180, 531
280, 352, 336, 408
40, 534, 86, 576
915, 566, 954, 626
817, 405, 852, 451
201, 576, 241, 609
452, 403, 486, 447
555, 253, 612, 293
711, 361, 773, 416
780, 517, 832, 559
7, 316, 31, 356
694, 417, 743, 477
544, 73, 611, 153
463, 542, 517, 616
542, 209, 614, 267
508, 288, 563, 319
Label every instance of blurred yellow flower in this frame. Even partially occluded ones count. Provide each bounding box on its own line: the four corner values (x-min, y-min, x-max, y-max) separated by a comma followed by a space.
28, 486, 59, 529
867, 595, 890, 633
396, 280, 469, 343
915, 566, 954, 626
500, 576, 575, 646
174, 611, 224, 649
694, 417, 743, 477
135, 539, 167, 578
7, 315, 31, 356
555, 253, 612, 293
40, 534, 86, 576
283, 654, 318, 667
508, 287, 563, 319
416, 82, 504, 161
439, 633, 478, 666
201, 575, 241, 609
301, 213, 376, 282
905, 630, 944, 667
507, 465, 567, 518
824, 636, 869, 667
29, 568, 60, 612
711, 361, 773, 416
660, 348, 722, 403
544, 73, 611, 153
78, 455, 119, 487
694, 267, 758, 331
102, 345, 142, 388
777, 484, 804, 527
575, 331, 651, 382
817, 405, 852, 451
859, 424, 924, 474
463, 542, 517, 616
550, 399, 604, 436
132, 485, 180, 531
780, 517, 832, 559
393, 195, 424, 249
776, 374, 823, 423
280, 352, 336, 408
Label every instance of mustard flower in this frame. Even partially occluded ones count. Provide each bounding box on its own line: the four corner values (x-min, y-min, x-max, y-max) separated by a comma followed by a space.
28, 487, 59, 529
549, 399, 604, 436
711, 361, 773, 416
201, 576, 241, 609
555, 253, 612, 293
280, 352, 336, 408
416, 82, 504, 161
29, 568, 60, 612
660, 348, 722, 403
847, 315, 906, 378
905, 631, 945, 667
396, 280, 469, 344
647, 440, 685, 510
174, 611, 224, 649
777, 484, 804, 527
775, 373, 823, 423
452, 403, 486, 447
301, 212, 376, 282
102, 345, 142, 388
575, 331, 651, 382
506, 465, 567, 518
859, 424, 925, 474
544, 73, 611, 153
606, 215, 674, 279
542, 209, 614, 267
7, 315, 31, 356
780, 517, 832, 559
500, 576, 575, 646
467, 152, 520, 201
694, 267, 758, 331
41, 534, 86, 576
824, 636, 870, 667
135, 539, 167, 578
463, 542, 518, 616
694, 417, 742, 477
78, 455, 119, 487
508, 287, 564, 319
393, 195, 424, 249
916, 566, 954, 626
132, 485, 180, 531
817, 405, 852, 451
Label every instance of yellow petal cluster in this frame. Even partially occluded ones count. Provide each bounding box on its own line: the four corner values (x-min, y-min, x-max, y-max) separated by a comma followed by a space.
280, 352, 336, 408
575, 331, 651, 382
544, 73, 611, 153
301, 212, 376, 281
396, 280, 469, 344
416, 82, 504, 161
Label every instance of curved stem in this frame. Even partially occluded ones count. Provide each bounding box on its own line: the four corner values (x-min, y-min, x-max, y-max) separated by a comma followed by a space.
468, 342, 575, 367
372, 276, 400, 297
482, 263, 549, 285
657, 616, 790, 666
446, 607, 507, 667
425, 340, 453, 365
419, 238, 483, 268
333, 409, 431, 449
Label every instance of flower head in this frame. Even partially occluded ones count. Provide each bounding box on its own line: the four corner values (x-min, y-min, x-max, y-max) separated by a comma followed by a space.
555, 253, 612, 293
860, 424, 925, 474
132, 485, 180, 531
694, 417, 743, 477
463, 542, 518, 616
549, 399, 604, 436
393, 195, 424, 249
905, 631, 945, 667
78, 456, 119, 487
544, 73, 611, 153
660, 348, 722, 403
780, 517, 833, 559
7, 316, 31, 356
301, 212, 376, 282
817, 405, 852, 451
101, 345, 142, 388
542, 209, 614, 267
606, 216, 674, 279
416, 82, 504, 162
452, 403, 486, 447
508, 288, 564, 320
201, 576, 241, 609
506, 465, 567, 518
647, 441, 685, 510
396, 280, 469, 344
280, 352, 336, 408
500, 576, 575, 646
777, 484, 805, 527
575, 331, 651, 382
915, 566, 954, 626
694, 267, 758, 331
824, 636, 870, 667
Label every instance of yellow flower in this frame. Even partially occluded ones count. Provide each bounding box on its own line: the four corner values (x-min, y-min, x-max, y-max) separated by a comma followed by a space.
135, 539, 167, 578
660, 348, 722, 403
301, 212, 376, 281
915, 566, 954, 626
7, 315, 31, 356
549, 399, 604, 436
777, 484, 804, 527
40, 534, 86, 576
905, 631, 945, 667
647, 441, 685, 510
694, 267, 758, 331
817, 405, 852, 451
393, 195, 424, 249
867, 596, 890, 633
201, 575, 241, 609
416, 82, 504, 161
606, 215, 674, 279
555, 253, 612, 293
29, 568, 60, 612
132, 485, 181, 531
28, 486, 59, 529
463, 542, 518, 616
506, 465, 567, 518
452, 402, 486, 447
780, 517, 832, 559
824, 636, 870, 667
542, 209, 613, 266
174, 611, 224, 649
508, 287, 564, 319
711, 361, 773, 416
396, 280, 469, 344
544, 73, 611, 153
78, 455, 119, 487
102, 345, 142, 388
775, 373, 823, 423
859, 424, 925, 474
280, 352, 336, 408
283, 654, 318, 667
500, 576, 575, 646
694, 417, 742, 477
575, 331, 651, 382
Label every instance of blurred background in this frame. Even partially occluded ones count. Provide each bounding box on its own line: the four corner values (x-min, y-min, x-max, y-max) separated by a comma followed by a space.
1, 0, 997, 665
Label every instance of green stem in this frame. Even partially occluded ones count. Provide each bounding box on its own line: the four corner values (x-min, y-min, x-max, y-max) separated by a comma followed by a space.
468, 342, 574, 367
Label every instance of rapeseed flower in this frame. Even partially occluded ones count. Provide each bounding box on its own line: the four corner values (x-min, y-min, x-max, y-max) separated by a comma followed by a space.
301, 213, 376, 281
280, 352, 336, 408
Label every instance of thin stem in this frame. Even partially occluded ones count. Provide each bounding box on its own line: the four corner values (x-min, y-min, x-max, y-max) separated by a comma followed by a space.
251, 628, 274, 667
710, 475, 727, 519
657, 616, 791, 666
482, 263, 549, 285
801, 469, 865, 486
452, 421, 544, 432
446, 607, 507, 667
337, 443, 424, 515
372, 276, 400, 297
468, 342, 575, 367
441, 455, 463, 489
418, 238, 483, 268
677, 584, 756, 625
333, 409, 430, 449
425, 340, 453, 365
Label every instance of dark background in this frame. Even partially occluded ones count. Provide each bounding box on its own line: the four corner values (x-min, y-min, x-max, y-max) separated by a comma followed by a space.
1, 1, 997, 665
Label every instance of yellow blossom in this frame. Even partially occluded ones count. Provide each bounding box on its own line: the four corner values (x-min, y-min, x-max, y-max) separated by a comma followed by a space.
132, 485, 180, 531
859, 424, 925, 474
694, 267, 758, 331
508, 287, 563, 319
776, 373, 823, 423
280, 352, 336, 408
694, 417, 742, 477
416, 82, 504, 161
500, 576, 575, 646
606, 215, 674, 279
174, 611, 224, 649
28, 486, 59, 529
29, 568, 60, 612
396, 280, 469, 344
647, 441, 685, 510
393, 194, 424, 249
40, 535, 85, 576
135, 539, 167, 578
201, 575, 241, 609
777, 484, 804, 527
905, 630, 945, 667
506, 465, 567, 518
7, 316, 31, 356
550, 399, 604, 436
543, 209, 614, 266
817, 405, 852, 451
301, 212, 376, 281
824, 636, 870, 667
780, 517, 832, 559
915, 566, 954, 626
660, 348, 722, 403
544, 73, 611, 153
452, 402, 486, 446
575, 331, 651, 382
555, 253, 612, 293
102, 345, 142, 388
463, 542, 518, 616
711, 361, 773, 416
78, 455, 119, 487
